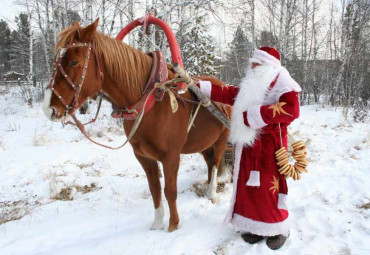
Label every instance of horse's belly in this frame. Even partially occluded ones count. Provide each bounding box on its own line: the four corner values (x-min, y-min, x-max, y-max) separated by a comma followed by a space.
181, 108, 227, 154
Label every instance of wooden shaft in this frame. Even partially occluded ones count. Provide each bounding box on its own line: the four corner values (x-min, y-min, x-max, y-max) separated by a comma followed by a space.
172, 64, 230, 130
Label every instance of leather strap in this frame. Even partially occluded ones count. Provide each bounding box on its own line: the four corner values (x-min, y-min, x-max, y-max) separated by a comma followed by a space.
111, 51, 168, 120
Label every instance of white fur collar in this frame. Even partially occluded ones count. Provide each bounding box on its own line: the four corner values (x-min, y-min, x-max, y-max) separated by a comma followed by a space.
229, 64, 283, 145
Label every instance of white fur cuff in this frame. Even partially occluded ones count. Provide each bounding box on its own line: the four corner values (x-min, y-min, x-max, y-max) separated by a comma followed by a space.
231, 213, 291, 236
199, 80, 212, 98
247, 105, 267, 129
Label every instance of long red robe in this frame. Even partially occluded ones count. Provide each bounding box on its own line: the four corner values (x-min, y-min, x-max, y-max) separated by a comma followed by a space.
199, 69, 301, 236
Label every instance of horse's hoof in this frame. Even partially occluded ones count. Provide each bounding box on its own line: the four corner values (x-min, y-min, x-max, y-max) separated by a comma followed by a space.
151, 222, 165, 230
206, 191, 216, 200
206, 194, 219, 204
210, 197, 219, 204
206, 187, 218, 202
168, 225, 178, 232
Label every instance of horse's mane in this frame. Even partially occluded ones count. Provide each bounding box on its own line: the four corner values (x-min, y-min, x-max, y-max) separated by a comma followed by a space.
57, 26, 152, 95
57, 26, 79, 49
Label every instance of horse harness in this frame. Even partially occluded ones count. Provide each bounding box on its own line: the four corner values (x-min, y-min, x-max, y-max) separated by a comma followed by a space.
48, 42, 104, 127
49, 45, 206, 149
110, 51, 202, 120
111, 51, 169, 120
48, 42, 103, 115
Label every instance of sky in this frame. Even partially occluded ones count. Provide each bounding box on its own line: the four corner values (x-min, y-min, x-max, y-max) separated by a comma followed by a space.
0, 0, 340, 55
0, 0, 232, 49
0, 0, 24, 29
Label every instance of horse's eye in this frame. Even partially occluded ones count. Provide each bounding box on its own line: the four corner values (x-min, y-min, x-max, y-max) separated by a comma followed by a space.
69, 60, 78, 67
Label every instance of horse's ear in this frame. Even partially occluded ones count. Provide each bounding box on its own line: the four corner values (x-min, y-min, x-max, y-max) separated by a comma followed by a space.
72, 21, 81, 39
79, 18, 99, 42
72, 21, 81, 29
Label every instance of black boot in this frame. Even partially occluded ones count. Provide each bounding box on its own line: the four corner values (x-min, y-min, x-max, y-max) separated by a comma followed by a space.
266, 233, 289, 250
241, 233, 264, 244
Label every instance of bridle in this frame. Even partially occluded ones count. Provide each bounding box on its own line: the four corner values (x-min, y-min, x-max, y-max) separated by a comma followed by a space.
48, 42, 104, 120
47, 40, 139, 149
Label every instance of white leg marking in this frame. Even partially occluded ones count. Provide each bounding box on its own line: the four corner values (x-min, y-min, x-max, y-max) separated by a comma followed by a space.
206, 166, 218, 200
151, 200, 165, 230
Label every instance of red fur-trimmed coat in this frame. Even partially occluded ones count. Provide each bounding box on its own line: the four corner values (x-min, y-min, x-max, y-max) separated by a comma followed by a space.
199, 66, 301, 236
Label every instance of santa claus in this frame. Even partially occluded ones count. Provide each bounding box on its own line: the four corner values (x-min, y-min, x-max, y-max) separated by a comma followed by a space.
198, 47, 301, 249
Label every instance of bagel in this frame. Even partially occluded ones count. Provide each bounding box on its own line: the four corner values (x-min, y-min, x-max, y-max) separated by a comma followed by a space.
292, 140, 305, 149
296, 161, 308, 168
277, 157, 289, 166
295, 165, 307, 173
276, 153, 288, 161
275, 148, 287, 158
279, 164, 290, 174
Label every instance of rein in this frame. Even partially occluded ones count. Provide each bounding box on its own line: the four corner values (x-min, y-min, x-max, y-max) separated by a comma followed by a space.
70, 88, 156, 150
49, 45, 193, 150
75, 79, 188, 150
48, 16, 230, 149
48, 41, 117, 148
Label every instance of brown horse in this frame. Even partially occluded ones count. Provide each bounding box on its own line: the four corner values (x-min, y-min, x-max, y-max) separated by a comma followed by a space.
42, 19, 230, 232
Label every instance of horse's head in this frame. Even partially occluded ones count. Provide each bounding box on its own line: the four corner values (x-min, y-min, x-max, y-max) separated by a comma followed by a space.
43, 19, 103, 122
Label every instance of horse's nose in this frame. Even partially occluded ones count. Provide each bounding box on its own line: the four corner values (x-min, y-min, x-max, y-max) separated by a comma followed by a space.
50, 107, 56, 119
50, 107, 62, 119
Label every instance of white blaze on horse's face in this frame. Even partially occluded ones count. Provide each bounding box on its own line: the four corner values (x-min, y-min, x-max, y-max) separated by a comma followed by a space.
42, 88, 68, 123
42, 89, 54, 120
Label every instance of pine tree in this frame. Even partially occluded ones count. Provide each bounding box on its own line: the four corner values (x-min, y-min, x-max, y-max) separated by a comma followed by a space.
177, 18, 192, 58
0, 20, 12, 76
10, 13, 31, 74
221, 24, 252, 85
258, 30, 279, 49
33, 34, 49, 82
179, 14, 219, 76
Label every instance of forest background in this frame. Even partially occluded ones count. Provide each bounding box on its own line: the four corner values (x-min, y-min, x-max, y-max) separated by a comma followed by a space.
0, 0, 369, 121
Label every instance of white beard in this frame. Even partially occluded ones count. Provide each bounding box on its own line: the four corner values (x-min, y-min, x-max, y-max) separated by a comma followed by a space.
229, 64, 283, 146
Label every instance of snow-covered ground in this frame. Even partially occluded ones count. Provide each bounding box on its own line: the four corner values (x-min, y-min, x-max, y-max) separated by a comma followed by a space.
0, 86, 369, 255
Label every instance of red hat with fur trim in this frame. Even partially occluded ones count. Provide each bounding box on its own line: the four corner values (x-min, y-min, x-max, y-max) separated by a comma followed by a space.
250, 47, 281, 66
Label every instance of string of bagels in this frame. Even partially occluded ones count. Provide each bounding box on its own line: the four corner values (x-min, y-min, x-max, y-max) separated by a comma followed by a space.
275, 125, 308, 180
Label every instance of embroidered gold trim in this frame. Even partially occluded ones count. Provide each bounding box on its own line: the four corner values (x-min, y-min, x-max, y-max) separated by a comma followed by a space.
269, 176, 279, 194
268, 102, 293, 118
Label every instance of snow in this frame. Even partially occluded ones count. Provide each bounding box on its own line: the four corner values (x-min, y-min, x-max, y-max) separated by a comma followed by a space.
0, 87, 369, 255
